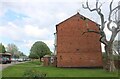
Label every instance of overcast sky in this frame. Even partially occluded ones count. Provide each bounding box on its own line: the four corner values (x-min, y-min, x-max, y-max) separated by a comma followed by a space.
0, 0, 119, 56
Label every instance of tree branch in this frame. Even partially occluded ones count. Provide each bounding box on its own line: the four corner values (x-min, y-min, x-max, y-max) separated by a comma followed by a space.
113, 49, 119, 55
117, 29, 120, 33
82, 29, 100, 35
113, 9, 119, 22
82, 1, 97, 12
82, 0, 108, 45
107, 1, 120, 32
107, 20, 113, 31
99, 31, 108, 45
99, 2, 105, 9
82, 0, 105, 31
100, 37, 108, 46
109, 5, 120, 21
82, 29, 108, 45
109, 30, 118, 43
110, 0, 113, 11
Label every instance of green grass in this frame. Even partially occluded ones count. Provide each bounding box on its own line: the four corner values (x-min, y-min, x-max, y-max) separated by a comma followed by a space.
2, 60, 119, 77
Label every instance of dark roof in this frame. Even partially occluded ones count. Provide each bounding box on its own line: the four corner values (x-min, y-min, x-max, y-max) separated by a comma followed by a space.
56, 12, 100, 26
0, 53, 11, 55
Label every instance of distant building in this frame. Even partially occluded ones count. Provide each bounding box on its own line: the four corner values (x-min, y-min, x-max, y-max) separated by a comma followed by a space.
55, 13, 103, 67
43, 55, 56, 66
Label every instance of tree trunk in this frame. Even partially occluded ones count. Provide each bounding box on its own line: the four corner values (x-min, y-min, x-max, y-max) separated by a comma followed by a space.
39, 57, 41, 62
105, 45, 116, 72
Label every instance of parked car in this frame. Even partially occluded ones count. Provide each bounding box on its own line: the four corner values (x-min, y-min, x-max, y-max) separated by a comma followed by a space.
0, 57, 10, 64
17, 58, 24, 62
26, 58, 31, 61
11, 58, 17, 62
1, 57, 7, 64
0, 53, 11, 64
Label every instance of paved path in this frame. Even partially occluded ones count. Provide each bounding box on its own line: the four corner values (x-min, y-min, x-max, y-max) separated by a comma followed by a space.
0, 62, 26, 71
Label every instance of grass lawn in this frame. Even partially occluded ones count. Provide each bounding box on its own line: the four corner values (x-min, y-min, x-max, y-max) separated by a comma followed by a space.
2, 60, 119, 77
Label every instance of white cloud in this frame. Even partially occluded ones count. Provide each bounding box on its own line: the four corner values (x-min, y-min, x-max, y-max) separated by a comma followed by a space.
0, 0, 84, 3
43, 40, 54, 52
0, 20, 54, 55
24, 25, 50, 39
55, 12, 68, 22
21, 40, 34, 49
0, 22, 23, 40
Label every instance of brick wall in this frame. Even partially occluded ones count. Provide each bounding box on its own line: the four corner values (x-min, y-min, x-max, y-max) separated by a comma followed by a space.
43, 57, 50, 66
56, 13, 103, 67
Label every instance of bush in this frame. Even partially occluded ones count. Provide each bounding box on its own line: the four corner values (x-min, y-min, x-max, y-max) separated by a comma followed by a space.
29, 60, 41, 65
23, 69, 46, 78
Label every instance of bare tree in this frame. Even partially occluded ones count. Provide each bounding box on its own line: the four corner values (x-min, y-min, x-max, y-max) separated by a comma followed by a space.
82, 0, 120, 72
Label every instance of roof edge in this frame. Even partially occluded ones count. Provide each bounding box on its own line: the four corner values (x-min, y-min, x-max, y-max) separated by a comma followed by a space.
56, 12, 100, 26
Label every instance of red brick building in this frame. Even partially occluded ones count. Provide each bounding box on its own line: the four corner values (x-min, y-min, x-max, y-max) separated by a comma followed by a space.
55, 13, 103, 67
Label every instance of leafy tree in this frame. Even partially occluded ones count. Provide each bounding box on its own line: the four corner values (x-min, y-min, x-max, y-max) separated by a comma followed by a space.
29, 52, 39, 59
5, 43, 25, 58
82, 0, 120, 72
0, 43, 25, 58
30, 41, 51, 60
0, 43, 6, 53
19, 51, 26, 56
6, 43, 19, 57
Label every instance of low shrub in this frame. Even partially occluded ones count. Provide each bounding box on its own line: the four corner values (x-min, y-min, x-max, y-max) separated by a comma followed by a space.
23, 69, 46, 78
29, 60, 41, 65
